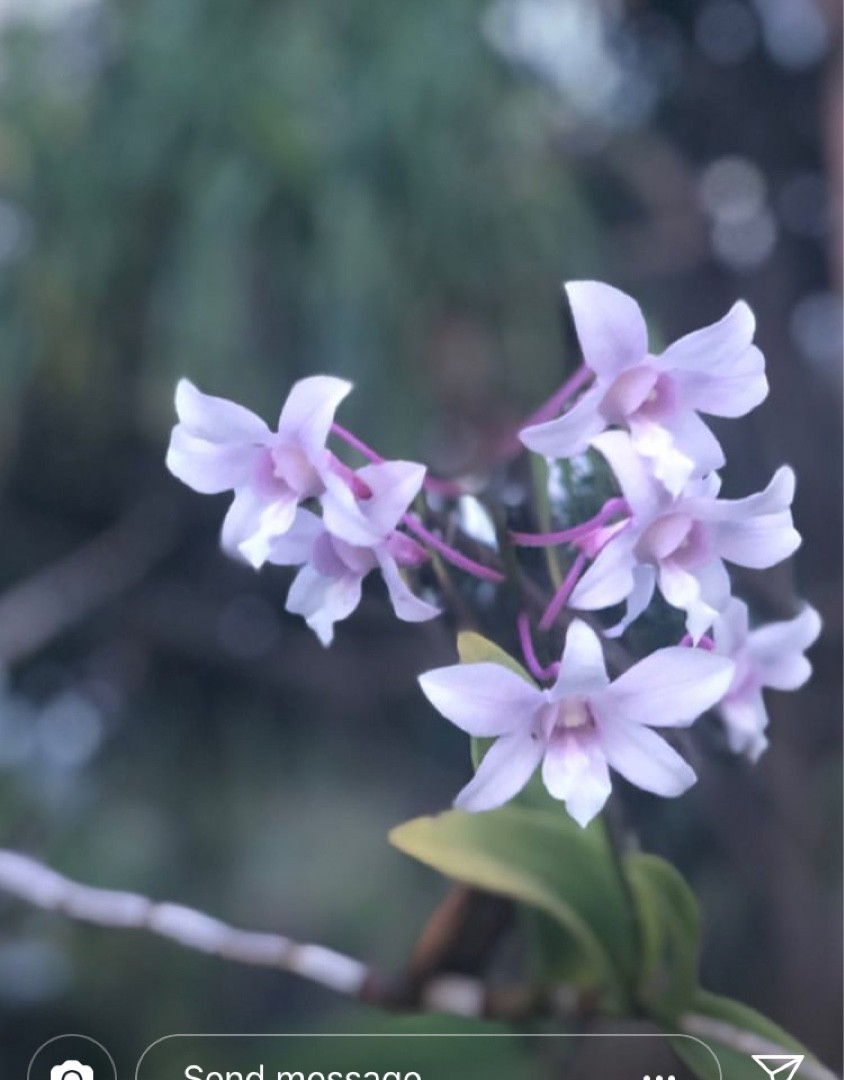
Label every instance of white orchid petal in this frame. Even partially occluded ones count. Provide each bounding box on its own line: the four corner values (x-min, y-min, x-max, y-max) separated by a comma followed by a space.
454, 732, 544, 812
658, 300, 756, 375
598, 718, 697, 796
565, 281, 649, 377
418, 663, 540, 737
166, 427, 261, 494
570, 529, 638, 611
596, 646, 734, 728
378, 554, 440, 623
541, 732, 612, 827
286, 563, 363, 646
174, 379, 269, 443
277, 375, 353, 457
356, 461, 426, 535
551, 619, 610, 699
519, 385, 606, 459
748, 605, 821, 690
590, 430, 664, 517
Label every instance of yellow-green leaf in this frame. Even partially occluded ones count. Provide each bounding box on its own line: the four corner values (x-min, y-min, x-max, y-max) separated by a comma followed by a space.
390, 805, 638, 1007
456, 631, 535, 684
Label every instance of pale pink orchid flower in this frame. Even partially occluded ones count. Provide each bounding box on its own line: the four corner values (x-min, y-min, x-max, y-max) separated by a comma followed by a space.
568, 432, 801, 642
166, 376, 352, 566
265, 461, 440, 645
520, 282, 767, 494
709, 598, 821, 762
419, 620, 734, 826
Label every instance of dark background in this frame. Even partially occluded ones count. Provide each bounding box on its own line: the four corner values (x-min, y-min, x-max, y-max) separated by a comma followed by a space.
0, 0, 840, 1074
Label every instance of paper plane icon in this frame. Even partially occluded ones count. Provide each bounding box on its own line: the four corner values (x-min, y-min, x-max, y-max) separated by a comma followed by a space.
752, 1055, 804, 1080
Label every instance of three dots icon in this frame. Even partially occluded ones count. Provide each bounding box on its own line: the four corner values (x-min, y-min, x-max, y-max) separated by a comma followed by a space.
642, 1075, 676, 1080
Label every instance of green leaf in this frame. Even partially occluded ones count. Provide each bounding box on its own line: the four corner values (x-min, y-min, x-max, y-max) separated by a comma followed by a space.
626, 852, 700, 1019
456, 631, 535, 684
389, 805, 638, 1007
673, 990, 824, 1080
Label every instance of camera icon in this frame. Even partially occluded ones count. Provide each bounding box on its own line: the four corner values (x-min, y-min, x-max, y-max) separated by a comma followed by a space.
50, 1063, 94, 1080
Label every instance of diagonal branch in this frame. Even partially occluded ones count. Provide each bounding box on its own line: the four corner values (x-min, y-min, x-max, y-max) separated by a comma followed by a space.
0, 846, 837, 1080
0, 849, 368, 996
680, 1012, 839, 1080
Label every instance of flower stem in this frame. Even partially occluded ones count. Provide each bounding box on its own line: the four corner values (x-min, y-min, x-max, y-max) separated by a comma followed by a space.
539, 552, 587, 630
403, 513, 505, 585
523, 364, 593, 429
331, 422, 382, 464
517, 613, 559, 681
495, 365, 593, 462
512, 498, 629, 548
331, 423, 465, 498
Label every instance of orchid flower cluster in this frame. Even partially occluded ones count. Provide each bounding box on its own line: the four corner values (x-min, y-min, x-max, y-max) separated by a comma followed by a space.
166, 281, 820, 827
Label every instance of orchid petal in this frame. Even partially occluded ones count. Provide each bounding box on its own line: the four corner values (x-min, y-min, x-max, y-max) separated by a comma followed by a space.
519, 384, 606, 459
718, 694, 770, 762
236, 493, 299, 569
658, 300, 756, 375
748, 605, 822, 690
357, 461, 427, 535
166, 427, 261, 494
418, 663, 540, 737
565, 281, 648, 377
598, 718, 697, 796
691, 466, 795, 522
630, 421, 697, 497
174, 379, 270, 443
454, 732, 544, 812
712, 597, 750, 657
658, 561, 719, 642
264, 509, 323, 566
550, 619, 610, 699
570, 529, 638, 611
286, 563, 363, 646
662, 410, 726, 479
221, 489, 269, 559
277, 375, 353, 458
604, 565, 657, 638
591, 430, 663, 517
321, 472, 385, 546
596, 646, 734, 728
675, 346, 768, 418
378, 554, 440, 623
712, 511, 801, 569
541, 732, 612, 826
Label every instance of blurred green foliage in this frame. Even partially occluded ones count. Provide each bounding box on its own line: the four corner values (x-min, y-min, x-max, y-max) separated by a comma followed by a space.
0, 0, 602, 463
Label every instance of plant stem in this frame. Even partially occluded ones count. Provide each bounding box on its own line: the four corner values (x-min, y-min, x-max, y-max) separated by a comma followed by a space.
331, 423, 465, 497
539, 552, 587, 630
403, 513, 505, 585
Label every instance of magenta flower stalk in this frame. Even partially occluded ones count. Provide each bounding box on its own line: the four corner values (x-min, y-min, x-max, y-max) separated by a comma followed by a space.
403, 513, 505, 585
679, 632, 715, 650
331, 422, 465, 498
496, 364, 593, 461
522, 364, 594, 429
539, 551, 588, 631
511, 497, 629, 548
517, 613, 560, 681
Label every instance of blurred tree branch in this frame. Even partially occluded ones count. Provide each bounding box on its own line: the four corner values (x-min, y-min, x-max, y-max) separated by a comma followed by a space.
0, 846, 838, 1080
